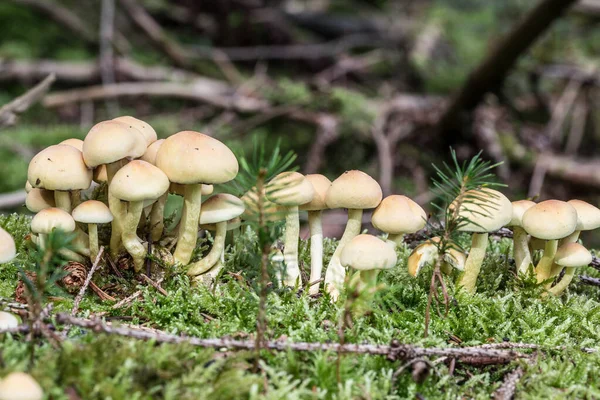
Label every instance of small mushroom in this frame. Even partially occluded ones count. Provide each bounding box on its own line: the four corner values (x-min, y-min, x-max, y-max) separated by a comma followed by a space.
508, 200, 536, 275
266, 172, 315, 287
113, 116, 158, 146
59, 138, 84, 151
0, 372, 43, 400
0, 311, 19, 329
110, 160, 170, 271
372, 195, 427, 248
30, 208, 84, 262
0, 227, 16, 263
72, 200, 113, 263
547, 242, 592, 296
25, 189, 55, 213
299, 174, 331, 295
340, 234, 397, 288
324, 170, 382, 300
407, 239, 439, 277
156, 131, 238, 265
563, 200, 600, 244
195, 217, 241, 284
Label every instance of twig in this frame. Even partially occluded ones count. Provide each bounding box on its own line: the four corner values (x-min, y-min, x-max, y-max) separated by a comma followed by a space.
579, 275, 600, 287
474, 341, 596, 354
0, 74, 55, 128
0, 190, 27, 210
89, 281, 116, 302
70, 247, 105, 316
140, 274, 168, 296
111, 290, 142, 310
493, 366, 525, 400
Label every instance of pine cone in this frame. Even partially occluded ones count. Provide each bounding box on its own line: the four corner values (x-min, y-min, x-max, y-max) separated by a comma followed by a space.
61, 262, 88, 294
15, 272, 36, 304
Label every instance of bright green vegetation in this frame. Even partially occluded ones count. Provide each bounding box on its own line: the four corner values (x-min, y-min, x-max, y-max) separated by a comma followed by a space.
1, 214, 599, 399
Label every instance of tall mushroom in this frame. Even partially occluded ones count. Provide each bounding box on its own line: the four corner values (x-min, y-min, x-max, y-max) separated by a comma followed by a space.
371, 195, 427, 248
508, 200, 536, 275
0, 227, 16, 263
454, 188, 512, 293
187, 194, 245, 277
156, 131, 238, 265
299, 174, 331, 295
82, 120, 147, 257
265, 172, 315, 287
340, 234, 397, 289
547, 242, 591, 296
522, 200, 577, 283
324, 170, 382, 300
110, 160, 170, 271
72, 200, 113, 263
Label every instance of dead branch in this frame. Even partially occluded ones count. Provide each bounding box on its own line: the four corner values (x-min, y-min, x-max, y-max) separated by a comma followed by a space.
493, 366, 525, 400
0, 190, 27, 210
140, 274, 168, 296
579, 275, 600, 287
0, 74, 55, 128
70, 247, 105, 316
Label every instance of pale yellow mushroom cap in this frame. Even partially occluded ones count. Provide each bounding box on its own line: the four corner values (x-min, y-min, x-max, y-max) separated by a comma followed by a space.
407, 237, 440, 277
59, 138, 84, 151
156, 131, 238, 184
567, 199, 600, 231
522, 200, 577, 240
113, 116, 157, 146
72, 200, 113, 224
509, 200, 536, 227
31, 208, 76, 234
25, 181, 33, 193
0, 311, 19, 329
241, 186, 284, 221
28, 145, 92, 191
299, 174, 331, 211
0, 227, 16, 263
25, 189, 55, 213
199, 194, 245, 224
449, 188, 512, 233
444, 247, 466, 271
0, 372, 43, 400
110, 160, 169, 202
372, 195, 427, 235
554, 242, 592, 267
326, 170, 382, 210
340, 234, 397, 271
140, 139, 165, 165
265, 171, 314, 207
82, 120, 147, 168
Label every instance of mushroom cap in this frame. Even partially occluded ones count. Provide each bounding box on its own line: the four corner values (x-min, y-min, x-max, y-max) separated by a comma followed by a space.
0, 372, 43, 400
372, 195, 427, 235
265, 172, 314, 207
241, 187, 284, 221
72, 200, 113, 224
554, 242, 592, 267
340, 234, 397, 271
0, 227, 16, 264
509, 200, 536, 227
299, 174, 331, 211
31, 207, 76, 234
140, 139, 164, 165
325, 170, 382, 210
110, 160, 169, 202
156, 131, 238, 184
82, 120, 147, 168
113, 116, 157, 146
25, 181, 33, 193
199, 194, 245, 224
0, 311, 19, 329
444, 247, 466, 272
450, 188, 512, 233
567, 199, 600, 231
201, 217, 242, 231
25, 189, 55, 213
522, 200, 577, 240
28, 145, 92, 191
407, 237, 439, 277
59, 138, 84, 151
93, 165, 108, 183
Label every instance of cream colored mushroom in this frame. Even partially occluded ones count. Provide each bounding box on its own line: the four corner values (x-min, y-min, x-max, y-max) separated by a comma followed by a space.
372, 195, 427, 248
72, 200, 113, 263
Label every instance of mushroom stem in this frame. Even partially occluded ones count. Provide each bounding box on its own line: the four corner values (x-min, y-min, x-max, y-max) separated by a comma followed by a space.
535, 240, 558, 283
150, 193, 168, 242
513, 227, 532, 275
281, 205, 301, 287
32, 234, 86, 263
360, 269, 380, 287
547, 267, 576, 296
107, 161, 126, 258
187, 222, 226, 276
88, 223, 99, 263
121, 201, 146, 271
560, 230, 581, 245
308, 210, 323, 295
174, 183, 203, 265
324, 208, 363, 300
456, 232, 488, 293
72, 228, 90, 257
54, 191, 71, 212
195, 252, 225, 286
387, 234, 404, 248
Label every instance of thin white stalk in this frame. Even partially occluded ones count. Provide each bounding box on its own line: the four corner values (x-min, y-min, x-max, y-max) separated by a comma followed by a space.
547, 267, 576, 296
72, 228, 90, 257
387, 233, 404, 248
187, 222, 226, 276
150, 193, 168, 242
457, 232, 488, 294
308, 210, 323, 295
107, 161, 126, 258
121, 201, 146, 271
282, 205, 301, 287
174, 183, 202, 265
54, 191, 71, 212
513, 227, 532, 275
536, 240, 558, 283
88, 224, 99, 263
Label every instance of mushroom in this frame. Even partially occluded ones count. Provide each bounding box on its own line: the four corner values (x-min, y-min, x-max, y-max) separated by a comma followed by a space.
0, 372, 43, 400
30, 208, 84, 262
113, 116, 158, 146
156, 131, 238, 265
522, 200, 577, 283
508, 200, 536, 275
110, 160, 169, 271
0, 227, 16, 263
0, 311, 19, 329
25, 189, 55, 213
28, 144, 92, 212
547, 242, 591, 296
265, 172, 315, 287
299, 174, 331, 295
82, 120, 147, 257
371, 195, 427, 248
72, 200, 113, 263
407, 239, 439, 277
453, 188, 512, 293
195, 217, 241, 284
563, 200, 600, 244
187, 194, 245, 277
324, 170, 382, 300
340, 234, 397, 288
59, 138, 84, 151
25, 181, 33, 193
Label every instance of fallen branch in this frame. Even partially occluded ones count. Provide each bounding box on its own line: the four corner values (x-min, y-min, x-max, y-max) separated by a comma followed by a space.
493, 366, 525, 400
579, 275, 600, 287
0, 190, 27, 210
140, 274, 168, 296
0, 74, 55, 128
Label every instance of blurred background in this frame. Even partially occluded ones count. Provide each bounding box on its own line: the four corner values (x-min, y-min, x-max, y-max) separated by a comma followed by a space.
0, 0, 599, 241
